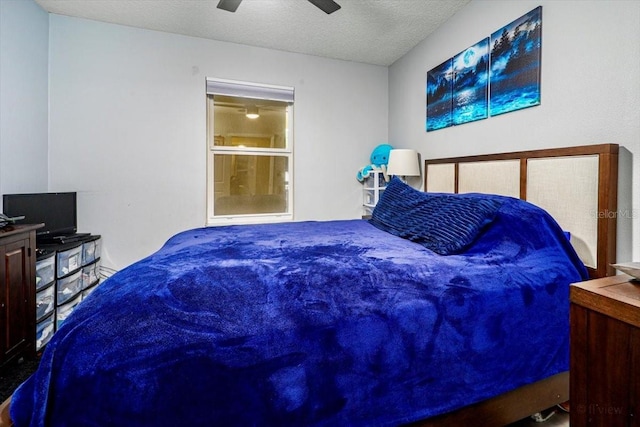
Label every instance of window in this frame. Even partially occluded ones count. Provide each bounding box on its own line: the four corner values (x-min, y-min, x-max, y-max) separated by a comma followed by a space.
206, 79, 294, 224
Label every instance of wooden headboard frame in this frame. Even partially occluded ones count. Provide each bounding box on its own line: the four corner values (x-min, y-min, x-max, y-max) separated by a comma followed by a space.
424, 144, 618, 279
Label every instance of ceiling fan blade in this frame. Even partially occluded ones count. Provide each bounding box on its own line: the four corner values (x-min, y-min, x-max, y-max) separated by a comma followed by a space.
217, 0, 242, 13
308, 0, 341, 14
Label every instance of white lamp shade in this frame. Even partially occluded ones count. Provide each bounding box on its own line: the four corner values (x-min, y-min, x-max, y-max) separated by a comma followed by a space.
386, 149, 420, 177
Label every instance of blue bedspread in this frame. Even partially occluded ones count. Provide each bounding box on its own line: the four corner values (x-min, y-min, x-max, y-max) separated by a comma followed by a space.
11, 196, 587, 426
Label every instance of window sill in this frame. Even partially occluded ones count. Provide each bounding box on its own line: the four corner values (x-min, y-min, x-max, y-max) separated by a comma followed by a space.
206, 213, 293, 227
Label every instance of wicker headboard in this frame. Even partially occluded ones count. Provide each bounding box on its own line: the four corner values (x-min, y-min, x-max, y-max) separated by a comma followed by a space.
424, 144, 618, 279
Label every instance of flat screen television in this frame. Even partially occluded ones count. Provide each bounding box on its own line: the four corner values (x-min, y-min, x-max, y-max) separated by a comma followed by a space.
2, 192, 77, 238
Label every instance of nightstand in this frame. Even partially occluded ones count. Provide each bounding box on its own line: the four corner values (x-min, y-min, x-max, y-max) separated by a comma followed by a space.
570, 275, 640, 426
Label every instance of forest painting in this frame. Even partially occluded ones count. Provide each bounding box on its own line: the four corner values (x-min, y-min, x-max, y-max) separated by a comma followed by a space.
426, 58, 453, 132
489, 6, 542, 116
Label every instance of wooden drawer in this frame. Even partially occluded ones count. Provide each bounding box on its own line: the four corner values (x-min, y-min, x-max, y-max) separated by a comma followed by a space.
570, 275, 640, 427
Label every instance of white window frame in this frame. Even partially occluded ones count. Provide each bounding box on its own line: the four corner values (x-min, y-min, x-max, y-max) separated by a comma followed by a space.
206, 78, 294, 225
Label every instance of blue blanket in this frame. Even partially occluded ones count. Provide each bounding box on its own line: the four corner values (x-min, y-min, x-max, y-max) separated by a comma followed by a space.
11, 196, 587, 426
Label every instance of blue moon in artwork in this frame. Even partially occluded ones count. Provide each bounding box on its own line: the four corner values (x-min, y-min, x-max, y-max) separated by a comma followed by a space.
463, 49, 476, 66
454, 43, 488, 71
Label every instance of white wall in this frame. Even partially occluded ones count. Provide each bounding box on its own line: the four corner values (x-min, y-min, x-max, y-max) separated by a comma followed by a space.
47, 15, 388, 269
389, 0, 640, 262
0, 0, 49, 202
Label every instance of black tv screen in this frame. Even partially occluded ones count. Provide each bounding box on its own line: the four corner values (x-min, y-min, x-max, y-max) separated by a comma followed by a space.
2, 192, 77, 238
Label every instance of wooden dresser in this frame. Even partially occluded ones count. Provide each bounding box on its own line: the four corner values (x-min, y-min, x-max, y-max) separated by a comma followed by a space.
570, 274, 640, 427
0, 224, 41, 369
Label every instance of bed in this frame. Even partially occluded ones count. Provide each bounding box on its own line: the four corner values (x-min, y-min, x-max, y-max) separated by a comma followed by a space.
1, 144, 618, 426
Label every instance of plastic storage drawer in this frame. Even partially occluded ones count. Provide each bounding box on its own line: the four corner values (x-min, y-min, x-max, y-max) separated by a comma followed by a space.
56, 244, 83, 278
56, 295, 82, 329
81, 261, 100, 290
35, 253, 55, 291
57, 270, 82, 305
35, 284, 55, 320
94, 238, 102, 260
82, 239, 97, 265
36, 313, 55, 351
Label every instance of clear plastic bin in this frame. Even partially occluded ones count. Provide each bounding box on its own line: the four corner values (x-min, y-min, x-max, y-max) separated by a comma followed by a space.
56, 295, 82, 330
94, 238, 102, 260
56, 244, 83, 278
36, 313, 55, 351
82, 240, 96, 265
36, 284, 55, 320
36, 253, 55, 291
81, 261, 100, 290
57, 270, 82, 305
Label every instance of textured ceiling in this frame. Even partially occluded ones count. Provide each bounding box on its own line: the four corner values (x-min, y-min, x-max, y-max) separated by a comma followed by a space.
34, 0, 470, 66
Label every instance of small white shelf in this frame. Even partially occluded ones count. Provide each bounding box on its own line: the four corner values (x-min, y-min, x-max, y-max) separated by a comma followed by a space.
362, 170, 387, 216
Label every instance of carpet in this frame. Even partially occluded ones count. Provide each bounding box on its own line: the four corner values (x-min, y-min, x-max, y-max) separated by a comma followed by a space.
0, 358, 39, 403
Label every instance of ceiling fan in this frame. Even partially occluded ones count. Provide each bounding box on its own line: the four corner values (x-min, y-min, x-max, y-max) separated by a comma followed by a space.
217, 0, 341, 14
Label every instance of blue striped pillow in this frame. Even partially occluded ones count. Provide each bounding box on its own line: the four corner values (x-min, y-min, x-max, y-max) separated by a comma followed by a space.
369, 177, 502, 255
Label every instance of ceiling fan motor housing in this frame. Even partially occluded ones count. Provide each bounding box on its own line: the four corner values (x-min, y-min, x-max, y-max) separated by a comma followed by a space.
217, 0, 341, 14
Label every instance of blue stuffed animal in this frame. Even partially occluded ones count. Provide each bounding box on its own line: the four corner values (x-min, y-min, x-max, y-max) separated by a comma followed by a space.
357, 144, 393, 182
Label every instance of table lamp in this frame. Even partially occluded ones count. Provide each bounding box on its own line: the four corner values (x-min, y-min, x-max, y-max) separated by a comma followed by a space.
386, 149, 420, 182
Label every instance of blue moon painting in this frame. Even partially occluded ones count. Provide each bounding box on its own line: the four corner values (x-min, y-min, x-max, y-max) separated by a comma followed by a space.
489, 6, 542, 117
426, 39, 489, 132
452, 38, 489, 126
